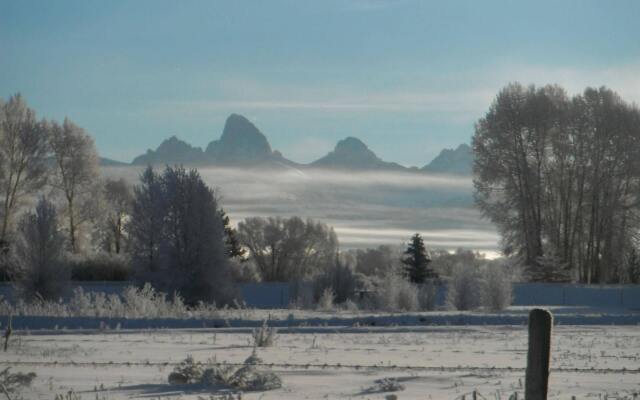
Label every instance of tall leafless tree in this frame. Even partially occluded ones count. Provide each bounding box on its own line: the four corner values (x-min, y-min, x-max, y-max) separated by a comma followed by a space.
473, 84, 640, 283
238, 216, 338, 282
0, 94, 49, 247
48, 118, 100, 253
102, 178, 133, 254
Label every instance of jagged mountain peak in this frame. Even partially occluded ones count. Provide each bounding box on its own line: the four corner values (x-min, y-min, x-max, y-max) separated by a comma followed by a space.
422, 143, 472, 175
205, 114, 275, 164
311, 136, 406, 171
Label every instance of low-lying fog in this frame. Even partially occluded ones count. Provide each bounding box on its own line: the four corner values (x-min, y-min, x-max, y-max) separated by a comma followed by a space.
104, 166, 499, 256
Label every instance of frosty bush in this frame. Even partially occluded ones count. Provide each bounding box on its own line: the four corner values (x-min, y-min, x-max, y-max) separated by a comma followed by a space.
370, 377, 405, 393
252, 319, 278, 347
481, 263, 513, 311
446, 264, 482, 311
1, 283, 218, 319
173, 350, 282, 392
373, 272, 419, 312
168, 355, 202, 384
316, 287, 335, 311
0, 367, 36, 397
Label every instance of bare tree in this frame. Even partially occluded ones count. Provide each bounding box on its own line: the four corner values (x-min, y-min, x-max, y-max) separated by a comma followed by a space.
102, 178, 133, 254
473, 84, 640, 283
238, 216, 338, 282
0, 94, 49, 247
48, 118, 100, 253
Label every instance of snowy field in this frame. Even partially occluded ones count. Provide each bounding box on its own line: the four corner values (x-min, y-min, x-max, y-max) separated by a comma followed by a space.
4, 323, 639, 399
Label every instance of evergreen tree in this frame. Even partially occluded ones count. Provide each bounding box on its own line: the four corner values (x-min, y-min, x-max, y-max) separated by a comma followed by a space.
401, 233, 436, 283
219, 208, 247, 261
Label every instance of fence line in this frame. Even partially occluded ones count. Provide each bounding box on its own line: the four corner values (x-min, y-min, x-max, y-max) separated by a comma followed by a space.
0, 360, 637, 375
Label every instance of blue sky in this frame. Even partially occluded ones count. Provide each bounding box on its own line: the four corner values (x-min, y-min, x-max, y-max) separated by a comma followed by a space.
1, 0, 639, 165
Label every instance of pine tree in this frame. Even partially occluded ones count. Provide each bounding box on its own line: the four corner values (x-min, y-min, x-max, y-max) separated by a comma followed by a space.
219, 208, 247, 261
401, 233, 436, 283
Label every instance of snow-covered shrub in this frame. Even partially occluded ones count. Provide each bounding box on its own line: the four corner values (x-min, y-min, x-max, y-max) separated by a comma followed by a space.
342, 298, 359, 312
193, 350, 282, 391
446, 264, 482, 311
0, 367, 36, 397
481, 263, 513, 311
373, 272, 419, 312
252, 320, 278, 347
168, 355, 202, 384
316, 287, 335, 311
370, 377, 405, 393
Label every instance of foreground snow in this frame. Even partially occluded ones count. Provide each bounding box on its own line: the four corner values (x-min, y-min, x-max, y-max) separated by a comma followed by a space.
3, 324, 639, 399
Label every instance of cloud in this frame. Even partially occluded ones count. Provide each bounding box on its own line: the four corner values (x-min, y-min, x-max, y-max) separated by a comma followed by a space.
103, 165, 497, 252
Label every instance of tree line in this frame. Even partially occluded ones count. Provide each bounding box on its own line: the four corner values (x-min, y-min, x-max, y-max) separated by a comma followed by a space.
473, 83, 640, 283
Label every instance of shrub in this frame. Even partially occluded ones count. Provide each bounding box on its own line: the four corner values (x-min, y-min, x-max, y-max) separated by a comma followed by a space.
446, 264, 482, 311
252, 320, 278, 347
316, 288, 335, 311
373, 272, 419, 312
481, 263, 513, 311
173, 350, 282, 392
68, 252, 130, 281
169, 355, 202, 384
0, 367, 36, 397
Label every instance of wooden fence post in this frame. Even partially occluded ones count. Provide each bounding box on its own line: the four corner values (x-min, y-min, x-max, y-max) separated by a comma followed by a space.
525, 308, 552, 400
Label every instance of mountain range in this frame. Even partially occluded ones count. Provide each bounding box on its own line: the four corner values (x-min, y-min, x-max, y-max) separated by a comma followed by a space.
109, 113, 472, 175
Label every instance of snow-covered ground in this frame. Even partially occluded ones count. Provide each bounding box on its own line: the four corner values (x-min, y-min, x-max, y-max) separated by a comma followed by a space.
4, 322, 639, 399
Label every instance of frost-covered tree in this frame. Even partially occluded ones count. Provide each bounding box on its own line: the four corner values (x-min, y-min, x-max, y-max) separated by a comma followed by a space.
48, 118, 100, 253
238, 216, 338, 282
474, 84, 640, 283
401, 233, 436, 283
129, 166, 235, 304
353, 245, 399, 277
101, 178, 133, 254
128, 166, 164, 273
481, 263, 513, 311
13, 197, 68, 301
446, 264, 482, 311
0, 94, 49, 247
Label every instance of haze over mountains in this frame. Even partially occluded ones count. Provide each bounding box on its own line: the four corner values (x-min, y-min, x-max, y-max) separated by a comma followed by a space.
104, 114, 490, 252
123, 114, 473, 175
